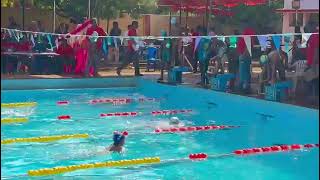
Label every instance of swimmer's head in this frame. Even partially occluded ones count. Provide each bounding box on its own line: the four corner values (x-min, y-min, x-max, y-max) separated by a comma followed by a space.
113, 131, 126, 146
169, 117, 180, 125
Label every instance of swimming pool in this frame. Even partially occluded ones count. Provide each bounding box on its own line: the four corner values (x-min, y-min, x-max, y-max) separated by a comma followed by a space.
1, 78, 319, 179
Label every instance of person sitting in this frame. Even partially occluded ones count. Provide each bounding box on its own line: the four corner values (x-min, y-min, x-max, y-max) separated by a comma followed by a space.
106, 131, 127, 153
56, 38, 75, 74
31, 38, 51, 74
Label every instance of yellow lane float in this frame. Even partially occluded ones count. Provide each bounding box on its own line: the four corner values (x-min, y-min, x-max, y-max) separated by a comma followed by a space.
1, 134, 89, 145
1, 118, 28, 124
28, 157, 161, 176
1, 102, 37, 108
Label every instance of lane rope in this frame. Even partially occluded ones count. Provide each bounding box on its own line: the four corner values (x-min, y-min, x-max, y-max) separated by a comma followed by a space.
1, 134, 89, 145
1, 118, 28, 124
1, 102, 37, 108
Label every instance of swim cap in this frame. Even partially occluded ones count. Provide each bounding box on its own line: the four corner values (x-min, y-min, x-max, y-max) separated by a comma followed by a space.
113, 131, 126, 145
169, 117, 180, 125
260, 55, 268, 64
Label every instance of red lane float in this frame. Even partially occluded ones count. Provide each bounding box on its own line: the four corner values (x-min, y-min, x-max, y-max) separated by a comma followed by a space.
89, 98, 132, 104
154, 125, 239, 133
58, 115, 71, 120
100, 112, 138, 117
57, 101, 69, 105
189, 153, 208, 160
233, 143, 319, 155
151, 109, 193, 116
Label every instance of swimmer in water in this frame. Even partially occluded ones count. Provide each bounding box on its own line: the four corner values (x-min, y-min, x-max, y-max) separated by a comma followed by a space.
169, 117, 181, 126
106, 131, 127, 153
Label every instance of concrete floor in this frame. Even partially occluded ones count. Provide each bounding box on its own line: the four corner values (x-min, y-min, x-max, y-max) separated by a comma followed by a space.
1, 66, 318, 109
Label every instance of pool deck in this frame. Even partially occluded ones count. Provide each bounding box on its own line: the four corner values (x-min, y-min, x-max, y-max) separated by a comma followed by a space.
1, 67, 319, 109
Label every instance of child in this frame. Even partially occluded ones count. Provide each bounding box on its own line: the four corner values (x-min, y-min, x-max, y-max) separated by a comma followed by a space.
31, 37, 51, 74
158, 31, 171, 81
197, 37, 211, 87
56, 38, 75, 74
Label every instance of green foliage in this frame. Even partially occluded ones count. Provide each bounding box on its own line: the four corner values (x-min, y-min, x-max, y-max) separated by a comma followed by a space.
32, 0, 158, 20
1, 0, 13, 7
213, 2, 283, 33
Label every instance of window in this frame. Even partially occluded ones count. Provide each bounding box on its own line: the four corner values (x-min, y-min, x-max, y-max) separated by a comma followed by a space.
289, 13, 303, 27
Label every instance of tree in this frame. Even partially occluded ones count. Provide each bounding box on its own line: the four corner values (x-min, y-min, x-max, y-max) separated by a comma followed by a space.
32, 0, 158, 22
212, 2, 283, 34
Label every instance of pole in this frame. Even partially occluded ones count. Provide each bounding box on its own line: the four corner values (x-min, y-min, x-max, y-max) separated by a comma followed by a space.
22, 0, 25, 30
179, 1, 182, 25
207, 0, 213, 34
53, 0, 56, 32
205, 0, 209, 32
185, 11, 188, 29
88, 0, 91, 19
169, 11, 172, 35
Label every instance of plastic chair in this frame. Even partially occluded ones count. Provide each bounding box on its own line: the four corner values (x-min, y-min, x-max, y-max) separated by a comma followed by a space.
146, 46, 159, 72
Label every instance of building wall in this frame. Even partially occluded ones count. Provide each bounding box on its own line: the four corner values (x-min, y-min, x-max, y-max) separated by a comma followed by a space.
282, 0, 319, 33
1, 7, 69, 32
284, 0, 319, 9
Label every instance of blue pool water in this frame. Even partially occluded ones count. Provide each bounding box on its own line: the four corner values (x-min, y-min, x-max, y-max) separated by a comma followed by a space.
1, 78, 319, 179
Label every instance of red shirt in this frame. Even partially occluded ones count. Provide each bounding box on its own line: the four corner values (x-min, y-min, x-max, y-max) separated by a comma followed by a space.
56, 45, 74, 58
307, 33, 319, 65
127, 29, 137, 51
86, 26, 107, 50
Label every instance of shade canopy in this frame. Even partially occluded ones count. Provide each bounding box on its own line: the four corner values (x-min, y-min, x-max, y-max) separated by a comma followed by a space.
158, 0, 267, 16
158, 0, 267, 8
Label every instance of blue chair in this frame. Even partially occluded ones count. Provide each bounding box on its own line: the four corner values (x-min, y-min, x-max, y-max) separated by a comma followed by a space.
146, 47, 159, 72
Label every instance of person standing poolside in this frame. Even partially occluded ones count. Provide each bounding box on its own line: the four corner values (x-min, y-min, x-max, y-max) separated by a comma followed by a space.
158, 31, 172, 81
267, 41, 286, 84
108, 21, 121, 63
117, 21, 143, 76
85, 18, 107, 77
197, 36, 211, 87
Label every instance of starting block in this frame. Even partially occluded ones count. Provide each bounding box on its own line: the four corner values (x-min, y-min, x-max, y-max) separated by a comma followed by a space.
168, 66, 191, 84
265, 81, 293, 102
210, 74, 235, 92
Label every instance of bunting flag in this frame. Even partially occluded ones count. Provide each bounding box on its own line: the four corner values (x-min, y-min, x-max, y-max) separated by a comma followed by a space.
47, 34, 53, 50
284, 35, 292, 53
7, 29, 12, 37
113, 38, 118, 48
55, 37, 59, 49
229, 36, 237, 48
30, 34, 35, 47
243, 36, 251, 56
217, 36, 225, 42
102, 38, 108, 55
301, 33, 311, 48
194, 37, 201, 52
272, 35, 282, 51
257, 36, 268, 51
